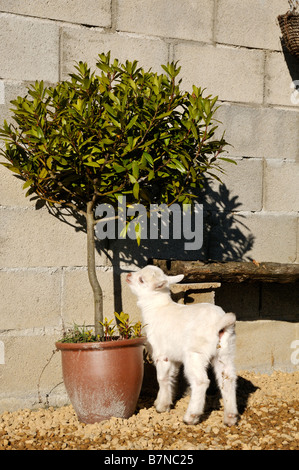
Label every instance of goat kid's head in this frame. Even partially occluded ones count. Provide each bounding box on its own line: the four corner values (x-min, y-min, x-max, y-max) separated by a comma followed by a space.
126, 265, 184, 298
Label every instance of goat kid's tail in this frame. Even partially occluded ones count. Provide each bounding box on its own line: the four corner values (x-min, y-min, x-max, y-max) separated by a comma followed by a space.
218, 312, 236, 333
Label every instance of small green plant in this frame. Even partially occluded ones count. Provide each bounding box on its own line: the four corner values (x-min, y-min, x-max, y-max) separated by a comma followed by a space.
115, 311, 144, 340
99, 317, 117, 341
60, 323, 98, 343
60, 312, 145, 343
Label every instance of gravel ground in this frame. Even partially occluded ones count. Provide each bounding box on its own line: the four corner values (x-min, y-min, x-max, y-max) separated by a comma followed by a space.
0, 370, 298, 451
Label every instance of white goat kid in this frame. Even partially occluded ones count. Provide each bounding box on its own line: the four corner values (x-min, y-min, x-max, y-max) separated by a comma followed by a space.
127, 265, 238, 426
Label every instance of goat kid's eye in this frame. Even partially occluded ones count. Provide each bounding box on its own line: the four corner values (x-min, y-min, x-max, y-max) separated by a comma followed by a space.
139, 277, 144, 284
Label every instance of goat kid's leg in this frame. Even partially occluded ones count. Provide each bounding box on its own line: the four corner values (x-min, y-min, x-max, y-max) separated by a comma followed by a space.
183, 352, 210, 425
154, 359, 179, 413
212, 334, 238, 426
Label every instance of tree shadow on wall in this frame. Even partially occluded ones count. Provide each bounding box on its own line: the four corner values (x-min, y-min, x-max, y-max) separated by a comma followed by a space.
199, 182, 255, 262
37, 179, 255, 313
104, 180, 255, 312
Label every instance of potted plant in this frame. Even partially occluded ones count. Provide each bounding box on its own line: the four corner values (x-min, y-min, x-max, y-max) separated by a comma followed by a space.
0, 52, 230, 423
56, 314, 146, 423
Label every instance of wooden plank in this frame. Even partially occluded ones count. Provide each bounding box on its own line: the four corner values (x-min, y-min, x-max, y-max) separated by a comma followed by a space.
152, 260, 299, 283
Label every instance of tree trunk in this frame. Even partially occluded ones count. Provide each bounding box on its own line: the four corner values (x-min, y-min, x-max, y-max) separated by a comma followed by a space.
86, 201, 104, 338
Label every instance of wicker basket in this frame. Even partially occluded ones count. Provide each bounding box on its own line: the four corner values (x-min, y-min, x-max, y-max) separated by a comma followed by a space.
278, 12, 299, 57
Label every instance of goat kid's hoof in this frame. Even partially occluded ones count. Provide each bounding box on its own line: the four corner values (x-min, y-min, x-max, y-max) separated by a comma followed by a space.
154, 401, 171, 413
183, 414, 200, 425
224, 413, 239, 426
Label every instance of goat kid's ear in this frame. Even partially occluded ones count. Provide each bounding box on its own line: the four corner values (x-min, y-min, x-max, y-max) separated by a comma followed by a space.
167, 274, 184, 285
154, 280, 168, 290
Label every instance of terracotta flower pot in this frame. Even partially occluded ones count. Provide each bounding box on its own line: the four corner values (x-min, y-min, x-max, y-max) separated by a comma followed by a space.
56, 337, 146, 424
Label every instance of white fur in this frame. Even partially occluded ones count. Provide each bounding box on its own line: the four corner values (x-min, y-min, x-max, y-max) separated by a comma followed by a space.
127, 265, 238, 426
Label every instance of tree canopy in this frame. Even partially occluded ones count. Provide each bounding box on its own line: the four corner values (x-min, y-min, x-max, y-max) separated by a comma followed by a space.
0, 52, 230, 218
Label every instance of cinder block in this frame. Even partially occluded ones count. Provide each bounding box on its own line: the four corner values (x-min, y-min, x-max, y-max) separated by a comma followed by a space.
235, 320, 298, 373
119, 272, 143, 322
0, 155, 38, 208
0, 269, 62, 330
233, 212, 298, 264
62, 267, 116, 327
206, 211, 297, 263
185, 290, 215, 304
117, 0, 213, 42
0, 80, 30, 125
0, 0, 111, 28
208, 157, 263, 212
204, 208, 255, 262
62, 269, 144, 331
61, 26, 169, 79
174, 43, 264, 103
171, 282, 221, 304
215, 283, 260, 320
265, 51, 299, 107
0, 207, 106, 268
261, 283, 299, 322
106, 221, 208, 267
0, 14, 59, 82
215, 103, 299, 161
215, 0, 283, 50
0, 333, 65, 411
264, 160, 299, 212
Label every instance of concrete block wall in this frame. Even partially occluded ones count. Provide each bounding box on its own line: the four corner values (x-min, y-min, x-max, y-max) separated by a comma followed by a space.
0, 1, 298, 412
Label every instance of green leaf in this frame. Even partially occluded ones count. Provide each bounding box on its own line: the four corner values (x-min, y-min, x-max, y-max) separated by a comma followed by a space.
148, 169, 155, 181
97, 138, 114, 146
103, 103, 117, 118
25, 186, 36, 198
23, 179, 33, 190
22, 101, 33, 113
35, 127, 44, 139
73, 99, 84, 114
156, 110, 172, 120
190, 166, 197, 181
142, 152, 154, 166
133, 181, 139, 199
84, 161, 101, 167
135, 222, 141, 246
113, 162, 126, 173
128, 79, 137, 91
190, 122, 198, 139
128, 174, 137, 184
119, 221, 130, 239
46, 157, 52, 169
132, 161, 139, 180
206, 171, 223, 183
52, 155, 68, 166
0, 162, 21, 175
39, 167, 48, 179
108, 92, 120, 105
126, 115, 138, 130
218, 157, 237, 164
108, 115, 122, 128
168, 159, 186, 173
204, 100, 211, 116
